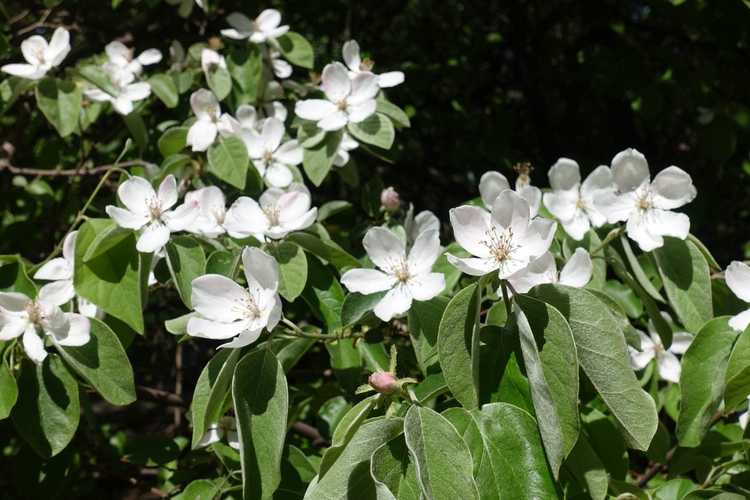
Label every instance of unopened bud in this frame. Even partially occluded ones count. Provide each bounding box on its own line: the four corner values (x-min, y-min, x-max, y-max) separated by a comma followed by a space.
368, 371, 399, 395
380, 187, 400, 212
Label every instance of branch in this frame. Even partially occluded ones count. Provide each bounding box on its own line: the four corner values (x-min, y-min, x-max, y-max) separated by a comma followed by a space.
136, 385, 186, 407
291, 422, 328, 448
0, 159, 153, 177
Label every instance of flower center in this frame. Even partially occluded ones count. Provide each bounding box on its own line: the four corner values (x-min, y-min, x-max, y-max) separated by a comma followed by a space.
25, 301, 43, 325
211, 207, 225, 224
635, 186, 653, 211
263, 150, 274, 163
336, 99, 348, 111
392, 260, 411, 283
147, 197, 163, 220
263, 205, 281, 226
575, 197, 586, 210
482, 226, 516, 264
360, 58, 374, 72
235, 290, 262, 320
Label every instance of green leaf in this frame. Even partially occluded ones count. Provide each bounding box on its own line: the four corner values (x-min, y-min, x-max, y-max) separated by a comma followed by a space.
276, 32, 314, 68
404, 405, 479, 500
301, 255, 345, 331
227, 45, 263, 99
619, 236, 665, 303
12, 356, 80, 458
303, 131, 342, 186
304, 418, 404, 499
271, 241, 308, 302
677, 317, 740, 446
164, 312, 195, 335
173, 479, 221, 500
165, 236, 207, 309
206, 249, 240, 278
207, 136, 249, 190
513, 297, 580, 477
529, 284, 658, 451
0, 361, 18, 419
437, 282, 479, 409
189, 348, 235, 449
123, 111, 149, 151
287, 232, 359, 272
317, 200, 352, 222
478, 325, 533, 411
653, 237, 713, 334
55, 318, 135, 406
82, 224, 133, 263
341, 291, 386, 327
148, 73, 178, 108
233, 349, 288, 500
469, 402, 558, 499
206, 65, 232, 101
158, 126, 188, 157
319, 395, 376, 477
725, 326, 750, 411
564, 432, 609, 500
78, 65, 118, 95
0, 254, 37, 297
409, 295, 448, 374
74, 219, 145, 334
347, 113, 395, 149
325, 339, 362, 393
376, 98, 411, 128
35, 78, 81, 137
371, 435, 420, 500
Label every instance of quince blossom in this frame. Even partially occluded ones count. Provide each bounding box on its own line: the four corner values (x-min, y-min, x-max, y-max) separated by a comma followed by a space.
186, 89, 235, 152
479, 169, 542, 218
245, 117, 302, 188
185, 186, 228, 238
221, 9, 289, 44
104, 41, 162, 81
84, 70, 151, 116
629, 317, 693, 383
725, 261, 750, 332
333, 133, 359, 167
1, 28, 70, 80
342, 40, 404, 88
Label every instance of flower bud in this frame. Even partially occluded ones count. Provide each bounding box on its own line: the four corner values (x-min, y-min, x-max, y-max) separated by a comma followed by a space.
368, 371, 399, 395
380, 187, 400, 212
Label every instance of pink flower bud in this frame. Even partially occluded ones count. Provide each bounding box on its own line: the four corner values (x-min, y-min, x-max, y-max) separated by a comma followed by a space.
380, 187, 400, 212
368, 371, 399, 395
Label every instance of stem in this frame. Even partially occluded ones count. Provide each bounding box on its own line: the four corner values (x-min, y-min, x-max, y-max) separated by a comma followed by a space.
702, 458, 746, 488
500, 280, 512, 319
0, 159, 153, 177
281, 317, 345, 340
591, 226, 625, 256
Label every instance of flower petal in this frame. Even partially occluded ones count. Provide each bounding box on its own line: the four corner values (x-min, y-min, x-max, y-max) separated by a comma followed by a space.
106, 206, 149, 230
629, 346, 654, 371
295, 99, 337, 121
46, 28, 70, 66
0, 292, 32, 312
594, 191, 635, 224
218, 328, 264, 349
449, 205, 492, 259
38, 280, 75, 307
548, 158, 581, 191
491, 189, 530, 237
188, 316, 250, 339
0, 316, 27, 341
407, 272, 445, 301
651, 166, 697, 210
187, 119, 218, 152
163, 202, 199, 232
346, 100, 376, 124
191, 274, 248, 322
507, 252, 557, 294
373, 284, 413, 321
542, 190, 577, 223
478, 171, 510, 208
626, 212, 663, 252
348, 73, 379, 105
21, 35, 47, 66
190, 89, 220, 120
157, 175, 178, 210
223, 197, 270, 238
265, 163, 294, 188
407, 229, 441, 275
55, 313, 90, 346
321, 62, 351, 103
225, 12, 253, 36
558, 248, 592, 288
342, 40, 361, 71
729, 309, 750, 332
136, 222, 171, 253
560, 211, 591, 241
518, 185, 542, 218
363, 227, 406, 272
377, 72, 405, 88
34, 257, 72, 281
611, 148, 650, 192
23, 325, 47, 364
341, 269, 397, 295
644, 209, 690, 241
318, 110, 349, 131
1, 63, 46, 80
137, 48, 162, 66
580, 165, 613, 196
274, 140, 302, 166
669, 331, 694, 355
726, 261, 750, 303
243, 247, 280, 292
657, 351, 681, 383
446, 254, 498, 277
262, 117, 285, 153
118, 176, 155, 215
256, 9, 282, 31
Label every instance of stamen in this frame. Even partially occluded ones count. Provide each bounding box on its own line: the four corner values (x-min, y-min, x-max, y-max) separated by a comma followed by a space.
481, 226, 516, 264
25, 301, 43, 325
336, 99, 348, 111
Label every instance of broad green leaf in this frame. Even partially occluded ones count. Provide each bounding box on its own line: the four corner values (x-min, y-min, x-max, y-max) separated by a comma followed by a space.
272, 241, 308, 302
348, 113, 395, 149
376, 98, 411, 128
270, 337, 315, 373
326, 339, 362, 393
303, 132, 342, 186
207, 136, 249, 189
469, 402, 558, 499
601, 280, 643, 318
677, 317, 740, 446
582, 409, 628, 480
317, 200, 352, 222
371, 435, 420, 500
358, 342, 389, 372
165, 312, 195, 335
206, 65, 232, 100
233, 349, 288, 500
652, 479, 698, 500
206, 249, 240, 277
165, 235, 207, 309
305, 418, 404, 499
123, 111, 148, 151
686, 233, 720, 271
0, 361, 18, 419
173, 479, 221, 500
287, 232, 359, 272
413, 372, 449, 404
301, 255, 345, 331
441, 407, 488, 485
725, 326, 750, 410
227, 45, 263, 98
82, 224, 133, 263
297, 122, 326, 148
55, 318, 135, 406
0, 254, 37, 297
12, 356, 80, 458
564, 432, 609, 500
35, 78, 81, 137
404, 405, 479, 500
148, 73, 178, 108
478, 325, 533, 412
158, 126, 188, 157
278, 445, 319, 497
341, 291, 386, 327
74, 219, 145, 334
408, 295, 448, 374
514, 297, 580, 477
653, 237, 713, 334
437, 282, 479, 409
78, 65, 118, 95
189, 348, 234, 449
276, 32, 314, 68
619, 236, 665, 303
319, 396, 376, 477
529, 284, 657, 451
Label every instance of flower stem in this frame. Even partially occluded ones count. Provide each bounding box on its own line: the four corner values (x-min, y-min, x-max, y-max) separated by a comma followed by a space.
500, 280, 512, 319
590, 226, 625, 256
281, 316, 348, 341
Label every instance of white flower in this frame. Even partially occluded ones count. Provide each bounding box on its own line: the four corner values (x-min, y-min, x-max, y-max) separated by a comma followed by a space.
223, 183, 317, 240
185, 186, 227, 238
269, 48, 292, 79
333, 132, 359, 167
221, 9, 289, 44
0, 289, 90, 364
245, 117, 302, 188
739, 397, 750, 430
1, 28, 70, 80
342, 40, 404, 88
448, 190, 556, 279
479, 170, 542, 218
294, 62, 378, 131
84, 70, 151, 115
506, 248, 593, 294
186, 89, 236, 152
105, 175, 199, 253
196, 416, 239, 449
201, 48, 226, 77
405, 206, 439, 247
187, 247, 282, 349
628, 318, 693, 383
104, 41, 162, 81
341, 227, 445, 321
33, 231, 101, 318
594, 148, 697, 252
542, 159, 614, 240
725, 261, 750, 332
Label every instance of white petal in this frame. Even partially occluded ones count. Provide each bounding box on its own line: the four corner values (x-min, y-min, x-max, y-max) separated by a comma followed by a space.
190, 89, 220, 120
225, 12, 253, 37
373, 284, 413, 321
657, 351, 681, 383
62, 231, 77, 263
363, 227, 406, 272
0, 316, 27, 340
548, 158, 581, 191
106, 205, 149, 230
223, 197, 270, 238
188, 317, 251, 340
163, 203, 199, 232
118, 176, 155, 215
346, 100, 377, 123
274, 140, 303, 165
406, 210, 440, 244
407, 272, 445, 301
506, 252, 557, 294
321, 62, 351, 103
242, 247, 280, 292
256, 9, 282, 31
341, 269, 397, 295
726, 261, 750, 303
136, 222, 171, 253
272, 59, 292, 79
629, 346, 654, 371
580, 165, 614, 196
1, 63, 46, 80
491, 190, 530, 237
342, 40, 361, 71
446, 254, 498, 277
23, 325, 47, 364
217, 328, 263, 349
55, 313, 90, 346
187, 120, 218, 152
611, 148, 650, 192
295, 99, 338, 121
112, 96, 135, 116
38, 280, 75, 307
46, 28, 70, 66
157, 175, 178, 210
559, 248, 592, 288
191, 274, 248, 322
262, 117, 285, 153
669, 331, 694, 355
220, 28, 249, 40
21, 36, 47, 66
318, 111, 349, 131
594, 191, 635, 224
34, 257, 72, 281
518, 185, 542, 218
651, 166, 697, 210
0, 292, 32, 312
77, 298, 101, 319
348, 73, 379, 105
449, 205, 492, 259
560, 211, 591, 241
137, 48, 162, 66
644, 209, 690, 241
740, 410, 749, 430
729, 309, 750, 332
245, 130, 266, 160
479, 171, 510, 208
407, 229, 441, 275
264, 163, 294, 188
236, 104, 258, 129
519, 218, 557, 260
377, 72, 405, 88
626, 213, 663, 252
277, 191, 311, 224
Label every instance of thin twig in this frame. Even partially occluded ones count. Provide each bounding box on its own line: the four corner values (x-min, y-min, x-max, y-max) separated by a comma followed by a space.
136, 385, 186, 407
292, 422, 329, 447
0, 159, 153, 177
16, 9, 51, 36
